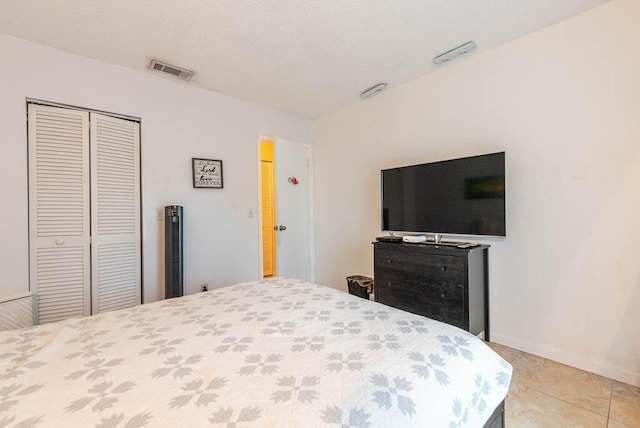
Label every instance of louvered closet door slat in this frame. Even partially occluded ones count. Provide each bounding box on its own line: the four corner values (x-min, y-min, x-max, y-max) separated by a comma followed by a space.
261, 160, 276, 277
90, 113, 141, 314
28, 104, 91, 324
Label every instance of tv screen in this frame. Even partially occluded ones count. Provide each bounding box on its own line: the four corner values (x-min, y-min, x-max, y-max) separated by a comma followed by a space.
381, 152, 506, 237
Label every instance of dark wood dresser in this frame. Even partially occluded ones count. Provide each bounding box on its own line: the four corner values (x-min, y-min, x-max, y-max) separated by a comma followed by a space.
373, 241, 490, 341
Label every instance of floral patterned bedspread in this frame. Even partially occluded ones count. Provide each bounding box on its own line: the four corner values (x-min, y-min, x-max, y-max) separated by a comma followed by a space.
0, 278, 512, 427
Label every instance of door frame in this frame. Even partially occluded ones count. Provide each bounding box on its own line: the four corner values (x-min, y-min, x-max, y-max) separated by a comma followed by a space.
256, 135, 315, 283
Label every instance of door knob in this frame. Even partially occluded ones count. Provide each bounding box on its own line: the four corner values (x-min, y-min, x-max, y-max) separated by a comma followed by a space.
278, 225, 287, 231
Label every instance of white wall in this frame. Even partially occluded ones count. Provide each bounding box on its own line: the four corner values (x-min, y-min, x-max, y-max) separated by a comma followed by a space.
0, 35, 312, 303
313, 0, 640, 386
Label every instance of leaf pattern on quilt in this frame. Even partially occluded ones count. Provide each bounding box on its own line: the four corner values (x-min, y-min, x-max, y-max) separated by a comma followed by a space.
362, 310, 390, 321
0, 414, 43, 428
397, 320, 429, 334
129, 326, 171, 341
0, 344, 40, 366
310, 293, 333, 301
303, 310, 331, 321
139, 338, 185, 355
271, 376, 320, 403
367, 334, 400, 351
370, 374, 416, 416
273, 281, 296, 290
152, 355, 203, 379
260, 294, 285, 304
121, 315, 157, 330
66, 342, 115, 360
334, 301, 360, 311
407, 352, 450, 386
168, 305, 198, 319
66, 329, 109, 344
66, 381, 135, 413
215, 337, 254, 353
0, 383, 44, 413
2, 329, 49, 346
243, 289, 268, 300
438, 335, 474, 361
280, 301, 306, 311
496, 371, 510, 388
261, 321, 296, 336
289, 287, 313, 296
471, 374, 492, 412
330, 321, 361, 336
196, 323, 233, 338
319, 406, 371, 427
209, 406, 262, 426
170, 378, 227, 409
238, 354, 283, 375
241, 311, 272, 322
209, 297, 238, 306
65, 358, 126, 381
0, 360, 46, 381
224, 303, 252, 313
448, 397, 469, 428
326, 352, 363, 372
291, 337, 324, 352
95, 412, 153, 428
180, 313, 213, 326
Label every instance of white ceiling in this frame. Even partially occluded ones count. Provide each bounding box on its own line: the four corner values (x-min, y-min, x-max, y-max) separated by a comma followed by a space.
0, 0, 609, 118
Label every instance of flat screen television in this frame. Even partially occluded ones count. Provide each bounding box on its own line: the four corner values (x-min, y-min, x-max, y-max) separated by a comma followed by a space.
381, 152, 506, 237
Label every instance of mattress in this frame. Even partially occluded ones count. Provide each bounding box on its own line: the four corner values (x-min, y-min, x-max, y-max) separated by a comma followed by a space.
0, 278, 512, 427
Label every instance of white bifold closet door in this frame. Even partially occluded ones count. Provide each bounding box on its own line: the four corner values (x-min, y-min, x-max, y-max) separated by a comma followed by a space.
28, 104, 140, 324
90, 113, 141, 314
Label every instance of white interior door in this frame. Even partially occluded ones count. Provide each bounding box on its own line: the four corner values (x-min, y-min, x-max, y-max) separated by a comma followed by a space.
274, 138, 311, 281
28, 104, 91, 324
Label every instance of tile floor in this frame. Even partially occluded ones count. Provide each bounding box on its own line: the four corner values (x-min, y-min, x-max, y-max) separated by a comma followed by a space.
486, 342, 640, 427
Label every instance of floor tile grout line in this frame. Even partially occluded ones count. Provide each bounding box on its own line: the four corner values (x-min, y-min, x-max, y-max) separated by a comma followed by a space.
497, 344, 640, 426
514, 380, 611, 420
606, 380, 613, 423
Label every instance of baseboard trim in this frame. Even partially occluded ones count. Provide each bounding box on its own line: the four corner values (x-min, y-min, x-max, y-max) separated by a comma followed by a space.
491, 333, 639, 388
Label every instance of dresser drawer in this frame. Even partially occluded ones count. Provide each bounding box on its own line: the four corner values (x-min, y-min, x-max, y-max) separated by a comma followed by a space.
376, 249, 465, 284
376, 276, 465, 328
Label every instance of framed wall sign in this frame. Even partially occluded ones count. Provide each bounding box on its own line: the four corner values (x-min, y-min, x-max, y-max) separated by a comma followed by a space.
192, 158, 224, 188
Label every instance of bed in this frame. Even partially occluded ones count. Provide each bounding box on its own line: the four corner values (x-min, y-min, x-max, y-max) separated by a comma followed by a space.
0, 278, 512, 427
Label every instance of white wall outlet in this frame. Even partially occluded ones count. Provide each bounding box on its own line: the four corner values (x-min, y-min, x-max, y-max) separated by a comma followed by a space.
200, 283, 208, 292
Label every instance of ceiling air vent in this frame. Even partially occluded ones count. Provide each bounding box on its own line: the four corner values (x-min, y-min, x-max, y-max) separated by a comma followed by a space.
148, 59, 195, 81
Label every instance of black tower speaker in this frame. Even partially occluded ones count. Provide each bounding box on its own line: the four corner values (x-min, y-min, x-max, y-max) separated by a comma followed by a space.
165, 205, 183, 299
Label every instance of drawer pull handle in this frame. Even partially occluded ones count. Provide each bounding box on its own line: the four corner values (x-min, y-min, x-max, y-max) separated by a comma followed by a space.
440, 266, 447, 271
55, 239, 64, 246
386, 259, 392, 264
440, 293, 446, 299
387, 282, 392, 286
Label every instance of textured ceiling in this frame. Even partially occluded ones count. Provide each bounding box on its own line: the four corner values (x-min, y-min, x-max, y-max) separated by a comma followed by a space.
0, 0, 609, 118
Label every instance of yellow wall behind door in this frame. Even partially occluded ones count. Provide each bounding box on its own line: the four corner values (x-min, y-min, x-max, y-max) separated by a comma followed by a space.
260, 140, 276, 277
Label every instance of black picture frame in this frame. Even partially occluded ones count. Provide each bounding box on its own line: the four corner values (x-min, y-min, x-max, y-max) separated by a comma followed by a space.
192, 158, 224, 188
